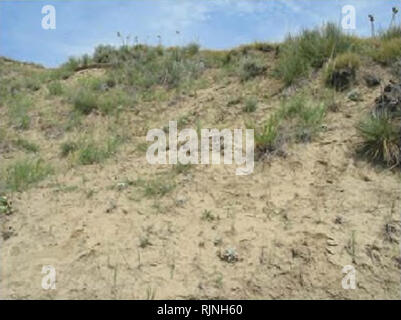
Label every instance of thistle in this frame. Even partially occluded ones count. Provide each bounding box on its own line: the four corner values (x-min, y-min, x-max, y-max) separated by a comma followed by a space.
368, 15, 375, 37
390, 7, 399, 28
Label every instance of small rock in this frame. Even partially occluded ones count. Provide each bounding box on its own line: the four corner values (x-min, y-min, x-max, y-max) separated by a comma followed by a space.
334, 216, 344, 224
384, 221, 400, 244
0, 196, 13, 215
175, 194, 187, 207
375, 81, 401, 115
219, 247, 238, 263
116, 182, 128, 191
329, 68, 355, 91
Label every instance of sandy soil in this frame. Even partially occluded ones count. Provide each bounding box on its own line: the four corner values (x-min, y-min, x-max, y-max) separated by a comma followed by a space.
0, 58, 400, 300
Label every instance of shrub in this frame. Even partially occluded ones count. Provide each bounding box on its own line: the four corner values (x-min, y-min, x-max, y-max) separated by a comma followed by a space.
24, 77, 41, 91
184, 42, 200, 56
47, 81, 63, 96
93, 45, 119, 64
73, 89, 98, 114
238, 56, 266, 81
5, 158, 53, 191
357, 112, 400, 167
251, 42, 275, 52
63, 57, 80, 71
276, 23, 358, 85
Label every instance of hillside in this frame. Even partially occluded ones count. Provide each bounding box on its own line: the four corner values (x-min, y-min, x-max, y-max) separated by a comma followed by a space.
0, 24, 400, 299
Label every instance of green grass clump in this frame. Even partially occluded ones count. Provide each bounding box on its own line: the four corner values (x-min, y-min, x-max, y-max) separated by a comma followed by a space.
70, 77, 134, 115
380, 26, 401, 40
60, 141, 78, 157
62, 57, 81, 71
184, 42, 201, 57
76, 136, 121, 165
243, 96, 258, 113
93, 45, 119, 64
276, 23, 360, 85
253, 113, 282, 154
238, 55, 266, 81
5, 158, 53, 191
23, 77, 41, 91
357, 112, 400, 167
73, 88, 98, 114
331, 52, 361, 70
98, 89, 134, 114
144, 180, 175, 197
133, 177, 176, 198
104, 44, 205, 91
47, 81, 64, 96
372, 38, 401, 65
8, 95, 31, 130
251, 94, 327, 157
77, 142, 106, 165
293, 102, 326, 142
14, 138, 39, 153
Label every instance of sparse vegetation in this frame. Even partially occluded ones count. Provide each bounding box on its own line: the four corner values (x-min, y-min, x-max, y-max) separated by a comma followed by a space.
5, 158, 53, 192
47, 81, 64, 96
358, 112, 400, 167
72, 88, 98, 115
237, 55, 266, 81
325, 52, 361, 90
14, 138, 39, 153
1, 17, 401, 300
372, 38, 401, 65
276, 23, 362, 85
8, 95, 31, 130
60, 141, 78, 157
133, 176, 176, 198
243, 96, 258, 113
76, 136, 121, 165
251, 94, 327, 157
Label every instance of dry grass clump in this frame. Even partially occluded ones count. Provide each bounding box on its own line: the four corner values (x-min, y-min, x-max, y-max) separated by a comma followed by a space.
372, 38, 401, 65
358, 112, 400, 167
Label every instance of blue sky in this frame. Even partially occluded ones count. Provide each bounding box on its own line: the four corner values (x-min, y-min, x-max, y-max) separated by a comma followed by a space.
1, 0, 400, 67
